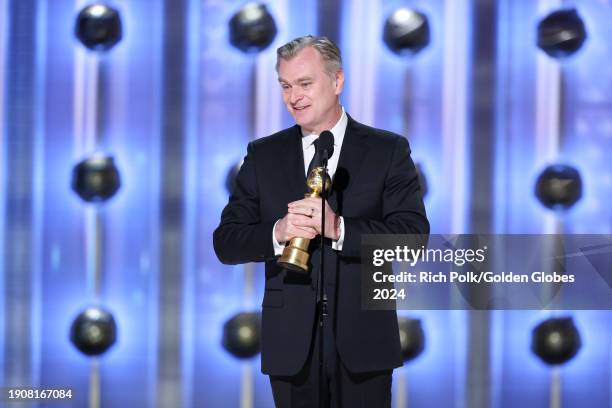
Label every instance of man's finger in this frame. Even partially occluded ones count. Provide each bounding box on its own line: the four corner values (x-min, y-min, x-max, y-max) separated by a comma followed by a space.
288, 213, 312, 223
288, 199, 309, 207
288, 225, 317, 239
290, 221, 316, 232
288, 205, 317, 217
300, 198, 331, 211
292, 217, 315, 228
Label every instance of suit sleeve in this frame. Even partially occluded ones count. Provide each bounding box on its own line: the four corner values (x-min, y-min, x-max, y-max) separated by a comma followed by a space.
340, 136, 430, 258
213, 142, 277, 264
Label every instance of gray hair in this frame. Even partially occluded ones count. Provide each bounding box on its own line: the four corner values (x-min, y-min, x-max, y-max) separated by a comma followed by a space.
276, 35, 342, 77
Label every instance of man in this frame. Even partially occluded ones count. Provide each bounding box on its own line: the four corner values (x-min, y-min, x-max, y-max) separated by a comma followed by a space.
214, 35, 429, 407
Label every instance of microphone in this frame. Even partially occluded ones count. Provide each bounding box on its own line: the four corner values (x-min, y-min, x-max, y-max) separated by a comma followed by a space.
317, 131, 334, 163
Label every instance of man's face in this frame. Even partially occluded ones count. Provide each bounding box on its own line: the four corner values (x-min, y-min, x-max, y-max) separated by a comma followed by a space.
277, 46, 344, 134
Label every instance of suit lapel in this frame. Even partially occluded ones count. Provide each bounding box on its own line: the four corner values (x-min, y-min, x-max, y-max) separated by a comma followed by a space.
329, 115, 368, 214
282, 125, 307, 201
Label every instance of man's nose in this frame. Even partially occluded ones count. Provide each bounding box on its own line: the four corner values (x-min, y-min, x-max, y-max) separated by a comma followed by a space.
289, 88, 303, 104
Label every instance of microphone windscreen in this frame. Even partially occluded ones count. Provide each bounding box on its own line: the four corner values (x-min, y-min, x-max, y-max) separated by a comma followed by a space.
318, 131, 334, 159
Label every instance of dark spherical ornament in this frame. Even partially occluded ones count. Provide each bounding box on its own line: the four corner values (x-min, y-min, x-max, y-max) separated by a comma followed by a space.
537, 8, 587, 58
225, 160, 244, 195
222, 312, 261, 359
398, 317, 425, 362
229, 3, 277, 53
415, 162, 428, 198
383, 8, 430, 56
535, 164, 582, 210
531, 317, 581, 365
71, 154, 121, 203
75, 4, 123, 51
70, 306, 118, 356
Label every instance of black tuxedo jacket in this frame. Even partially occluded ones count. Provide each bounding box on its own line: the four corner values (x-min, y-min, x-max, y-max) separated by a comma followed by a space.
214, 115, 429, 376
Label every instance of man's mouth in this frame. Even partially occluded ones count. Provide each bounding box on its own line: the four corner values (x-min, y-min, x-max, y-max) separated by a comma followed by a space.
293, 105, 310, 111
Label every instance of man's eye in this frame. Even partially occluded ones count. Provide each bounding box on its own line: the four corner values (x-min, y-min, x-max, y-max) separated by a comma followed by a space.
301, 82, 311, 87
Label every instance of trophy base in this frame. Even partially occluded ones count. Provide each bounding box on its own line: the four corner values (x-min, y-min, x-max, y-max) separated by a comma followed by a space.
277, 260, 308, 272
277, 246, 310, 272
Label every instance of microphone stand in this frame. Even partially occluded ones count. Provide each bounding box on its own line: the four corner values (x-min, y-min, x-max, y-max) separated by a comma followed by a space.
317, 152, 329, 408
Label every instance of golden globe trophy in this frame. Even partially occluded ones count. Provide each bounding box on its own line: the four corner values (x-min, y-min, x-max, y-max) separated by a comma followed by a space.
277, 166, 332, 272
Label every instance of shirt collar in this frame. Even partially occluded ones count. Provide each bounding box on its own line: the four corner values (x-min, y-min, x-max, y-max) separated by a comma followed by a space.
301, 106, 347, 149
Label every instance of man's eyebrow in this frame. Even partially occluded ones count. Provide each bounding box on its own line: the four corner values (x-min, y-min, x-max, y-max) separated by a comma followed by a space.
277, 76, 313, 83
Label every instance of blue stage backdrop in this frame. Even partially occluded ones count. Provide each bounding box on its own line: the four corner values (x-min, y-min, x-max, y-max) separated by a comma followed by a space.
0, 0, 610, 407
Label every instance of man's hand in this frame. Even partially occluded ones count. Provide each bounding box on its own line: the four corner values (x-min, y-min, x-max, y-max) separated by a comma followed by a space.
287, 197, 340, 240
274, 212, 318, 243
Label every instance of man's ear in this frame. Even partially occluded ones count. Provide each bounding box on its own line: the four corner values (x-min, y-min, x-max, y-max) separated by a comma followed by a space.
334, 69, 345, 95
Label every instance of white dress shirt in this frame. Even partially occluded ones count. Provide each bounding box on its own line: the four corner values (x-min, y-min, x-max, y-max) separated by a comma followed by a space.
272, 107, 347, 255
